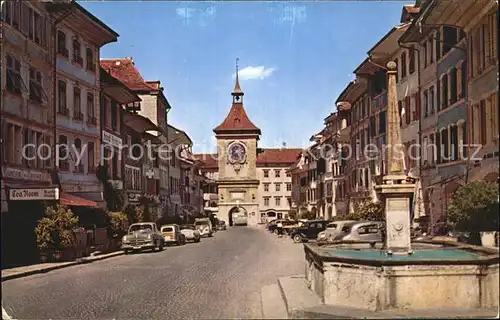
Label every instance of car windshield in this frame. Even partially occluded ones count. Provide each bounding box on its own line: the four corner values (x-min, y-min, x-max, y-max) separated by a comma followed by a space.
194, 221, 208, 226
161, 227, 174, 232
129, 224, 152, 232
181, 225, 195, 230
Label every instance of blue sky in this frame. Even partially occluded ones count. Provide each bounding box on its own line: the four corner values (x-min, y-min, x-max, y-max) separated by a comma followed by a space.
81, 1, 405, 153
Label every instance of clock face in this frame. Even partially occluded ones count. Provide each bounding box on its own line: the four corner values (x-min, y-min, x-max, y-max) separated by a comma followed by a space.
228, 142, 246, 164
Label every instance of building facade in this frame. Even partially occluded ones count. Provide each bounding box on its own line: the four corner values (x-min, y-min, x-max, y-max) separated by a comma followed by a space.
99, 67, 141, 210
53, 2, 118, 207
1, 1, 56, 267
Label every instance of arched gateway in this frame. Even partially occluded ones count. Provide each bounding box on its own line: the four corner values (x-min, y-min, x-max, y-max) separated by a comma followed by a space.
213, 60, 261, 227
229, 206, 248, 226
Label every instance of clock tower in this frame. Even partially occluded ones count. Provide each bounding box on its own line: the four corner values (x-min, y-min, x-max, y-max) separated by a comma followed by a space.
213, 60, 261, 227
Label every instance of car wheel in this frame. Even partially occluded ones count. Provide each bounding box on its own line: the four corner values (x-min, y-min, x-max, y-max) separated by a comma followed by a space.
273, 229, 279, 235
124, 249, 130, 254
293, 234, 303, 243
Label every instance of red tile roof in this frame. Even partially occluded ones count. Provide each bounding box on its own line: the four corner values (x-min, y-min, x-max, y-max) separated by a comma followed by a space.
404, 4, 420, 14
194, 154, 219, 170
256, 148, 302, 165
213, 103, 261, 134
213, 76, 261, 134
100, 58, 157, 91
194, 148, 302, 170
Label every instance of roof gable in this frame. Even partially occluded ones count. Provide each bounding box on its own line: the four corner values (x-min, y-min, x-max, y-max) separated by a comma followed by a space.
213, 103, 261, 134
100, 58, 156, 91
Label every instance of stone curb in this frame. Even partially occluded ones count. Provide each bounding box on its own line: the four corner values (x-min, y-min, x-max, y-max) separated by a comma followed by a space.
1, 251, 124, 282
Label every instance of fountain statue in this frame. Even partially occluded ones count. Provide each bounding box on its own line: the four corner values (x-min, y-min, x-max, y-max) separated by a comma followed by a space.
374, 61, 416, 256
296, 60, 499, 315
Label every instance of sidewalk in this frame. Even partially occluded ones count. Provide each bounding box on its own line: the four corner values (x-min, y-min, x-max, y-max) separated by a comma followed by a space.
1, 251, 124, 281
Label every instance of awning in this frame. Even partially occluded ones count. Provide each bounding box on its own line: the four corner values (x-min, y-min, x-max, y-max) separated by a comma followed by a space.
60, 192, 97, 207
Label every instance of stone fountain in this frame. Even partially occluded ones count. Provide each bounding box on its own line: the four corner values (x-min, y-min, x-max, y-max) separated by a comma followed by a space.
300, 61, 499, 315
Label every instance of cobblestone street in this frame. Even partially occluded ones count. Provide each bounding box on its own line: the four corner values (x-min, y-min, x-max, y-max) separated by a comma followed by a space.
2, 227, 304, 319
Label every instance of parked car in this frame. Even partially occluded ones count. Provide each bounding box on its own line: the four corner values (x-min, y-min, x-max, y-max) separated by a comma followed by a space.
121, 222, 164, 253
180, 224, 201, 243
194, 218, 213, 237
331, 221, 384, 242
161, 224, 186, 246
289, 220, 329, 243
217, 220, 227, 231
274, 220, 298, 235
317, 220, 356, 242
268, 219, 286, 233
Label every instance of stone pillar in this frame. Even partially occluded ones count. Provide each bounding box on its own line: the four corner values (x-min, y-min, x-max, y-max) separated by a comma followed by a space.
374, 61, 415, 256
385, 61, 405, 177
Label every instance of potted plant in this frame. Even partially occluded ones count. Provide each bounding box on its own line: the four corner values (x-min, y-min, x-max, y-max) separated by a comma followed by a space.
37, 205, 79, 261
35, 217, 56, 263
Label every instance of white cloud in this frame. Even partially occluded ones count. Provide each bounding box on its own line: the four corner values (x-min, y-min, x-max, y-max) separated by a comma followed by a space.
235, 66, 276, 81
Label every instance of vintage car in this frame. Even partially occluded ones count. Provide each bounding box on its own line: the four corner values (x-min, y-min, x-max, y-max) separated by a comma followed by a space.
217, 220, 227, 231
267, 219, 286, 233
160, 224, 186, 246
317, 220, 356, 242
289, 220, 329, 243
331, 221, 384, 242
121, 222, 164, 253
273, 220, 299, 235
194, 218, 213, 237
180, 224, 201, 242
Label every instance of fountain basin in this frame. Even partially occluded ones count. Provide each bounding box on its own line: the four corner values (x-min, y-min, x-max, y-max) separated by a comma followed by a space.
304, 241, 499, 312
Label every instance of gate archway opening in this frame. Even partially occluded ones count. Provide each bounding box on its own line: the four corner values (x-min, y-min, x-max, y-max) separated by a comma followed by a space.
228, 206, 248, 226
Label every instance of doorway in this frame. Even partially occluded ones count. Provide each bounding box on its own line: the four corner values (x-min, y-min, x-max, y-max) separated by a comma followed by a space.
228, 206, 248, 226
2, 200, 45, 269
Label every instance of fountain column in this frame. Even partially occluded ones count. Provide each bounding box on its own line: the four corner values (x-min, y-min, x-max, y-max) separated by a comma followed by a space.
374, 61, 416, 255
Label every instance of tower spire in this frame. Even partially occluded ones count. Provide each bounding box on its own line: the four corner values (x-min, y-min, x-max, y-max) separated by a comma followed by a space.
232, 58, 244, 103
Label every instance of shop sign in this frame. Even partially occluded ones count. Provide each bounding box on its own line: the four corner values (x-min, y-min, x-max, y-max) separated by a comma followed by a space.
2, 167, 49, 182
102, 131, 123, 148
128, 192, 141, 202
9, 188, 59, 201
